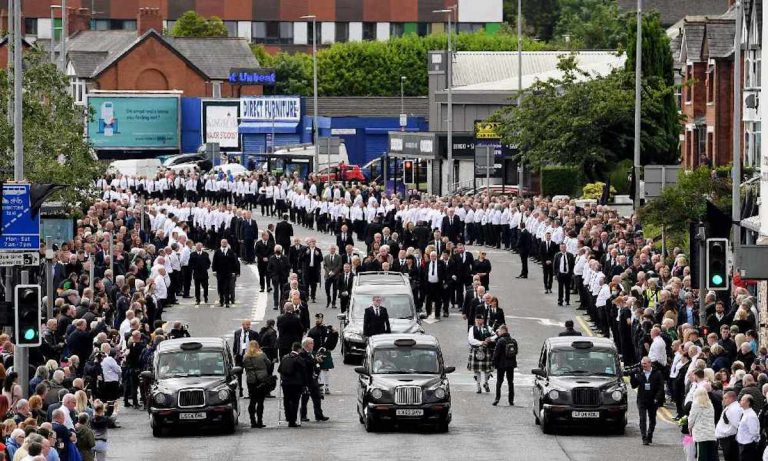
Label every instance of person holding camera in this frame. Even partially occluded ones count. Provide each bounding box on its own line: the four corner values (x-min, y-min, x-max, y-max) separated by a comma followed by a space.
630, 356, 665, 445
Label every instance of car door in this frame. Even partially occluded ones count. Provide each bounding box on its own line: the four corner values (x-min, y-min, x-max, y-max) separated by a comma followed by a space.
533, 344, 548, 414
357, 348, 370, 414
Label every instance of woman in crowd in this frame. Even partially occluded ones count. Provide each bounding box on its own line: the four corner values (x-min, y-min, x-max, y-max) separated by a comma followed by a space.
242, 341, 271, 429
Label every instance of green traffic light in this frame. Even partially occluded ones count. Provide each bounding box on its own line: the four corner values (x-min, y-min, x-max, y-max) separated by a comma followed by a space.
712, 275, 724, 286
23, 328, 35, 341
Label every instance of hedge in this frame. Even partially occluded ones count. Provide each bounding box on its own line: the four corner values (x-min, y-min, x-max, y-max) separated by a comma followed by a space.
541, 166, 582, 196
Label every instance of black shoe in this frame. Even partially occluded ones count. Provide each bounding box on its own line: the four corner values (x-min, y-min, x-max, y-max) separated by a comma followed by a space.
255, 423, 265, 428
288, 422, 299, 428
301, 417, 310, 422
515, 275, 523, 278
124, 402, 133, 408
492, 400, 499, 406
225, 304, 230, 308
267, 288, 272, 292
316, 416, 329, 421
260, 288, 265, 292
204, 299, 208, 304
509, 401, 514, 406
483, 383, 490, 392
566, 303, 570, 306
647, 436, 653, 444
642, 438, 649, 445
273, 306, 279, 310
557, 302, 562, 306
476, 389, 482, 394
250, 421, 258, 428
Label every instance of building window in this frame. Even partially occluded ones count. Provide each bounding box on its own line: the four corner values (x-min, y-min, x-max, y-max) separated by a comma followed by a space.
224, 21, 237, 37
266, 21, 280, 43
24, 18, 38, 35
706, 132, 714, 160
363, 22, 376, 40
93, 19, 110, 31
307, 21, 322, 45
457, 23, 483, 34
696, 126, 706, 159
390, 23, 404, 37
166, 20, 176, 31
336, 22, 349, 42
417, 23, 431, 36
279, 22, 293, 43
746, 49, 761, 90
252, 22, 266, 41
706, 64, 714, 103
70, 78, 86, 105
745, 121, 762, 167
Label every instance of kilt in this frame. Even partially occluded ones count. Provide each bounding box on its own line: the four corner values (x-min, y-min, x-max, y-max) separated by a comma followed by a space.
320, 353, 334, 370
467, 346, 492, 373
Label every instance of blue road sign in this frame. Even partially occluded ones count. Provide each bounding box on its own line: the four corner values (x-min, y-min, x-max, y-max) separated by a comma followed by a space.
1, 184, 40, 250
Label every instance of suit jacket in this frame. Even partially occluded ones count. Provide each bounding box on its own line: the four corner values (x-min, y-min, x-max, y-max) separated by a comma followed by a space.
540, 240, 557, 263
422, 259, 447, 286
336, 232, 354, 250
342, 252, 356, 267
240, 219, 259, 241
517, 230, 532, 255
233, 328, 259, 356
554, 252, 575, 277
485, 307, 505, 331
301, 247, 323, 278
288, 244, 306, 271
363, 306, 391, 337
275, 221, 293, 249
276, 313, 304, 349
212, 248, 239, 276
441, 215, 463, 243
254, 239, 275, 263
267, 254, 291, 283
336, 272, 355, 297
630, 369, 665, 406
452, 252, 474, 285
189, 251, 211, 279
430, 239, 446, 255
323, 253, 343, 280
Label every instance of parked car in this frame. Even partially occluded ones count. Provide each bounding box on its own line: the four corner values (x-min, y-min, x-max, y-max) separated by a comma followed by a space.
210, 163, 248, 178
163, 154, 212, 173
316, 164, 366, 183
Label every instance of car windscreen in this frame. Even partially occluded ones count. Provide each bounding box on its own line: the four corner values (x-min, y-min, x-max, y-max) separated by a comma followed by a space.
547, 349, 619, 377
371, 348, 440, 374
351, 294, 413, 320
157, 350, 226, 379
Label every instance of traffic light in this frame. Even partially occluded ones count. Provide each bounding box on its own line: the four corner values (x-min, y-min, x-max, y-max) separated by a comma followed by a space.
403, 160, 415, 183
14, 284, 41, 347
706, 238, 729, 291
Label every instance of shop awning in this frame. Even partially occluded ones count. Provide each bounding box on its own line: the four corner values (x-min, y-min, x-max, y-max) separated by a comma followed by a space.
239, 121, 299, 134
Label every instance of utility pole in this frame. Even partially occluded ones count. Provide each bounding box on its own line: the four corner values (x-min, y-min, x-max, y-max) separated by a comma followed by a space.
732, 1, 743, 268
633, 0, 643, 209
301, 15, 318, 173
434, 6, 456, 194
517, 0, 523, 191
12, 0, 21, 181
59, 0, 67, 72
6, 0, 13, 124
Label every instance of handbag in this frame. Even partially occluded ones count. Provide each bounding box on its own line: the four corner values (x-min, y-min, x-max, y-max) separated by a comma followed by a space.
257, 375, 277, 393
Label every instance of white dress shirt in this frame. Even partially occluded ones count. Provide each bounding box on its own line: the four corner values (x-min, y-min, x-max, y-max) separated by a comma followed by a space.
715, 401, 743, 439
736, 407, 760, 445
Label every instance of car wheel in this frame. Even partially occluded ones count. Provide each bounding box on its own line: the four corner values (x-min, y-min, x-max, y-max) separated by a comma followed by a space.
363, 407, 378, 433
436, 419, 450, 433
150, 417, 163, 438
540, 409, 554, 435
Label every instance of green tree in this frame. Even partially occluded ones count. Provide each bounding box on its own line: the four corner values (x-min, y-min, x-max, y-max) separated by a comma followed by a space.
0, 48, 103, 203
168, 11, 229, 38
625, 11, 679, 165
553, 0, 628, 49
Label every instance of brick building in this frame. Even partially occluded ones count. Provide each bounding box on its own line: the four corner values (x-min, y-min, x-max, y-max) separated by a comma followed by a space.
14, 0, 502, 52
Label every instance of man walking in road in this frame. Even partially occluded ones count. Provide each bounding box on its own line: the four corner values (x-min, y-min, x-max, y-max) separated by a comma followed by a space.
491, 325, 517, 406
299, 337, 330, 423
212, 239, 238, 308
363, 295, 391, 337
233, 320, 259, 398
516, 222, 531, 279
189, 242, 210, 305
254, 231, 274, 292
323, 245, 342, 308
277, 303, 304, 359
554, 243, 574, 306
337, 263, 354, 313
540, 232, 556, 294
268, 245, 291, 310
629, 356, 665, 445
278, 342, 305, 428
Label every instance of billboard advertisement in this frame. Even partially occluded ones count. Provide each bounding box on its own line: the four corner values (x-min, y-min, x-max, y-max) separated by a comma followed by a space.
240, 96, 301, 122
86, 95, 180, 150
202, 100, 240, 150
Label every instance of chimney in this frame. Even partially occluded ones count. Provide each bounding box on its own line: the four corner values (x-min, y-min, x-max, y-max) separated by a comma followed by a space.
137, 8, 162, 36
68, 8, 91, 36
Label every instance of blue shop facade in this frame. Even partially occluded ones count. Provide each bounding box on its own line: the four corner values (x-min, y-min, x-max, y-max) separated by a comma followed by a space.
180, 96, 428, 167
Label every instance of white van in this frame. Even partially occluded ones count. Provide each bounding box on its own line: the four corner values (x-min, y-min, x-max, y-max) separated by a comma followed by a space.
107, 159, 162, 177
272, 143, 349, 170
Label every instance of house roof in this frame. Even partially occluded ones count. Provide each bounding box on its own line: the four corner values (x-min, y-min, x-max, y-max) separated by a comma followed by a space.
617, 0, 730, 26
705, 20, 736, 58
64, 29, 258, 81
681, 22, 707, 62
448, 51, 626, 92
304, 97, 429, 118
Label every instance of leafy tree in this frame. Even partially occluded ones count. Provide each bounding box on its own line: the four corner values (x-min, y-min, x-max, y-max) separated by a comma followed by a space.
553, 0, 628, 49
0, 48, 103, 203
168, 11, 229, 38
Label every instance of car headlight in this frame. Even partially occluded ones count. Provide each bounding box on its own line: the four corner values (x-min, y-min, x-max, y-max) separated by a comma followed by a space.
153, 392, 170, 406
547, 390, 560, 401
217, 388, 231, 402
610, 390, 624, 402
434, 388, 447, 399
371, 388, 383, 400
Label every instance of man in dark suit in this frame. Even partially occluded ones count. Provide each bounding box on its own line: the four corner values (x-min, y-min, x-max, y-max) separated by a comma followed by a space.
288, 238, 306, 273
363, 295, 391, 337
554, 243, 575, 306
301, 239, 323, 303
254, 231, 274, 292
430, 230, 445, 255
232, 319, 259, 397
277, 304, 305, 359
539, 232, 557, 294
275, 214, 293, 250
441, 209, 463, 243
516, 223, 532, 278
451, 243, 474, 308
341, 245, 356, 267
485, 301, 505, 332
629, 357, 665, 445
189, 242, 211, 305
240, 211, 259, 263
558, 320, 582, 336
336, 224, 354, 250
336, 264, 355, 313
267, 245, 292, 310
322, 245, 342, 308
211, 239, 239, 308
422, 251, 447, 318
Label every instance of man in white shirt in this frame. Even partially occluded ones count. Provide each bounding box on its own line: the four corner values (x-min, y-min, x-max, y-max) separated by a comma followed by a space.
716, 390, 742, 461
647, 327, 667, 368
736, 394, 761, 460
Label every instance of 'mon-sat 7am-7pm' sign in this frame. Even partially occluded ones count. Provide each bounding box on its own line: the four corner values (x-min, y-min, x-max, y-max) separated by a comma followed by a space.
86, 94, 180, 150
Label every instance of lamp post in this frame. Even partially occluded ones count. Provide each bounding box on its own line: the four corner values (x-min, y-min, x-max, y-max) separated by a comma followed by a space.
517, 0, 523, 191
301, 15, 319, 173
633, 0, 642, 209
434, 6, 457, 194
400, 76, 406, 132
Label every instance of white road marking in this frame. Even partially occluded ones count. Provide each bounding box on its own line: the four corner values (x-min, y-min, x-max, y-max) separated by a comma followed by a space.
505, 315, 564, 327
249, 265, 267, 322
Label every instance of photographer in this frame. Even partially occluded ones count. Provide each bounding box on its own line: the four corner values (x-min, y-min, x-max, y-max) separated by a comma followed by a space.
629, 356, 665, 445
307, 314, 336, 395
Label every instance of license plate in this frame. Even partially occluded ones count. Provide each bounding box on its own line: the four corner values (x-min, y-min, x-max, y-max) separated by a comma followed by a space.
572, 411, 600, 418
179, 412, 207, 420
396, 409, 424, 416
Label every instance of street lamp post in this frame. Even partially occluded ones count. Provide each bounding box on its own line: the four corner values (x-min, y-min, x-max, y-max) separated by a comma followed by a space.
633, 0, 642, 209
517, 0, 523, 191
400, 76, 406, 132
301, 15, 319, 173
434, 6, 457, 194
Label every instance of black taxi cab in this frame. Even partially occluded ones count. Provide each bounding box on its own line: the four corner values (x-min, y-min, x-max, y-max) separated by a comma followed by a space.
531, 337, 627, 434
355, 334, 454, 433
141, 337, 242, 437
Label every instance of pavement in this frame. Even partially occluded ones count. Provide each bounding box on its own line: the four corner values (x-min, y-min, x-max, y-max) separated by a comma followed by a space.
109, 216, 684, 460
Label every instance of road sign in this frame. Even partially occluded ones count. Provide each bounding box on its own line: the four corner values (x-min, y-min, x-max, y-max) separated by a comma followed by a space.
1, 184, 40, 250
0, 252, 39, 267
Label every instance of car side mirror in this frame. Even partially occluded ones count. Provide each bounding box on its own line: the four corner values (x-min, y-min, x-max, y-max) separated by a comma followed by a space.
354, 366, 368, 375
444, 366, 455, 374
531, 368, 545, 378
140, 370, 153, 381
418, 313, 427, 320
231, 366, 243, 376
